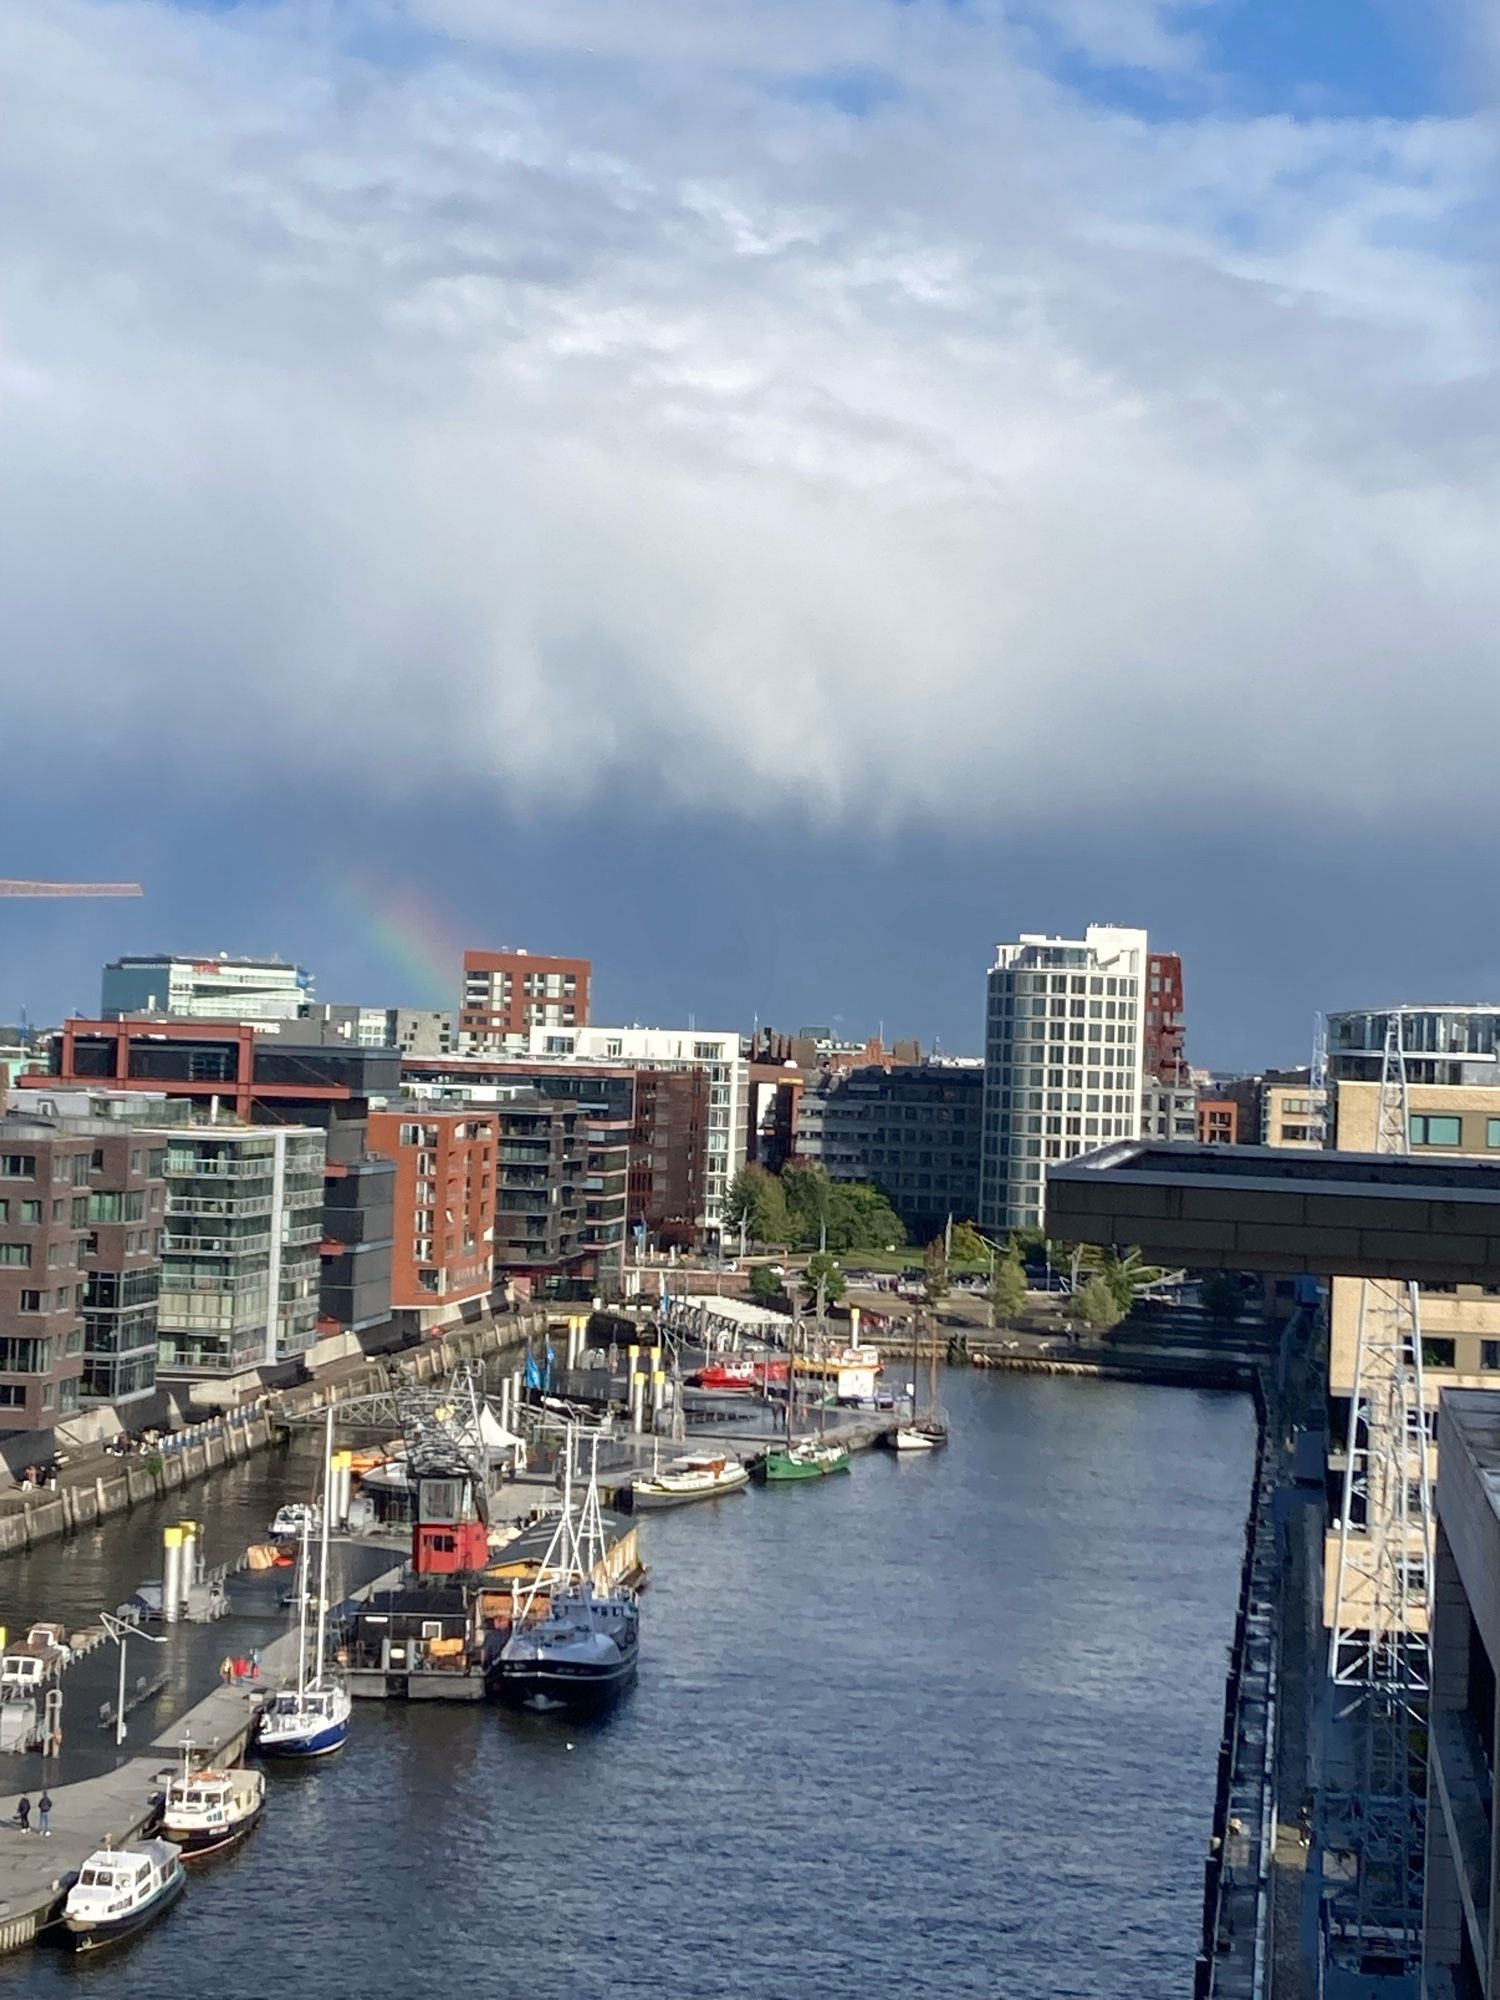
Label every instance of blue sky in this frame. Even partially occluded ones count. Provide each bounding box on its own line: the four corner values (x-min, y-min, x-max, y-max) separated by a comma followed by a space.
1, 0, 1495, 1068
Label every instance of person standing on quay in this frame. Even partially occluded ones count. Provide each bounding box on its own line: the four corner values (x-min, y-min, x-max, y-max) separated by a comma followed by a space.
38, 1791, 52, 1836
15, 1795, 31, 1833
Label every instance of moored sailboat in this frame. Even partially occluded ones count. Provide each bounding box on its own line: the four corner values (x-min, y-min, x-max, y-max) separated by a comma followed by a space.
257, 1410, 352, 1759
631, 1450, 750, 1509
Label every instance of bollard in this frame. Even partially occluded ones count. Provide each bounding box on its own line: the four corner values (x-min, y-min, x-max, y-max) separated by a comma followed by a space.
179, 1518, 199, 1598
651, 1368, 666, 1421
332, 1450, 353, 1526
162, 1526, 183, 1625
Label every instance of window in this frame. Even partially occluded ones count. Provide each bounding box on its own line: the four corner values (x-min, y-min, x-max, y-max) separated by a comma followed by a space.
19, 1200, 41, 1225
0, 1156, 35, 1180
1483, 1341, 1500, 1371
1409, 1114, 1462, 1147
1488, 1118, 1500, 1149
0, 1243, 32, 1267
1421, 1338, 1456, 1371
18, 1290, 41, 1313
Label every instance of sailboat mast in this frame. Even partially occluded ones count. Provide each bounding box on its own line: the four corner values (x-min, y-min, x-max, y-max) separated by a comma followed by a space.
313, 1404, 334, 1677
785, 1314, 796, 1450
295, 1512, 310, 1696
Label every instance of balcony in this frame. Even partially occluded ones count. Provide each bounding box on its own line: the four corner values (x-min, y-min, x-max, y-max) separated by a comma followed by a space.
162, 1230, 272, 1257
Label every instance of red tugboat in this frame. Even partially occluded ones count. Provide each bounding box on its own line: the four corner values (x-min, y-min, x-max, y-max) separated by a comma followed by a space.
689, 1357, 789, 1395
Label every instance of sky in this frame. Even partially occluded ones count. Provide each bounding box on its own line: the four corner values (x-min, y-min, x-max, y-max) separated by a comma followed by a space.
0, 0, 1495, 1068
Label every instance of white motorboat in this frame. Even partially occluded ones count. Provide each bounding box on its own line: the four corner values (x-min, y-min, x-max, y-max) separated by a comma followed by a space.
62, 1840, 185, 1950
162, 1748, 266, 1858
632, 1451, 750, 1510
268, 1502, 319, 1541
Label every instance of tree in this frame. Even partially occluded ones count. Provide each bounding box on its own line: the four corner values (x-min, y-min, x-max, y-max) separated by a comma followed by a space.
1199, 1271, 1244, 1325
1075, 1245, 1162, 1321
947, 1220, 987, 1266
1076, 1275, 1126, 1336
778, 1165, 903, 1253
724, 1165, 790, 1247
989, 1246, 1028, 1323
748, 1264, 784, 1306
801, 1251, 847, 1309
923, 1238, 950, 1307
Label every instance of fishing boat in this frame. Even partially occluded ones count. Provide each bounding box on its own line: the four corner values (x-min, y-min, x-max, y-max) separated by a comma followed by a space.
758, 1439, 852, 1481
752, 1312, 851, 1481
162, 1747, 266, 1859
489, 1433, 639, 1714
61, 1840, 185, 1950
257, 1410, 352, 1759
631, 1451, 750, 1510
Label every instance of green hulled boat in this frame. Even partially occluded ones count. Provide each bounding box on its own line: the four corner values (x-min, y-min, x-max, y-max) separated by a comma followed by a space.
759, 1441, 851, 1482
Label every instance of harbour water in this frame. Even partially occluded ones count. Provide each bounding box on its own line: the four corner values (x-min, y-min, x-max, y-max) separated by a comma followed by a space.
1, 1369, 1254, 1998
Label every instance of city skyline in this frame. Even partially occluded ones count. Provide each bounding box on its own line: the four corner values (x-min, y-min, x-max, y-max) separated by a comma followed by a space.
3, 0, 1493, 1071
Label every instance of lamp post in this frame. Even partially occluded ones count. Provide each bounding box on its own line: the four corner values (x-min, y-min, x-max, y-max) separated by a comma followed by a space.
99, 1610, 167, 1749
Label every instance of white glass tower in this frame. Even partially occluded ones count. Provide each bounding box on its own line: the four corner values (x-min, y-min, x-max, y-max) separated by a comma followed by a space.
979, 926, 1150, 1234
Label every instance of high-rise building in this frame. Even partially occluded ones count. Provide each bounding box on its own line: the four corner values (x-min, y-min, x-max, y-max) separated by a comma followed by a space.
102, 954, 312, 1022
793, 1062, 983, 1241
366, 1105, 497, 1332
979, 925, 1150, 1235
458, 950, 591, 1053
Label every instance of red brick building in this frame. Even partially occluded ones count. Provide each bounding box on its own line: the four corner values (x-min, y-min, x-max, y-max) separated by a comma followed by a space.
1197, 1099, 1240, 1145
459, 950, 591, 1052
1143, 952, 1187, 1084
365, 1107, 498, 1331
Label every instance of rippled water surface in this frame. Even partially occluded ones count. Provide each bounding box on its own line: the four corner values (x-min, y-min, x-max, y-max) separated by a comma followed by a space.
5, 1371, 1254, 2000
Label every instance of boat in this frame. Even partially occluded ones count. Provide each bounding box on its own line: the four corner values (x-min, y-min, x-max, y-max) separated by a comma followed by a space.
751, 1310, 852, 1482
690, 1358, 788, 1395
488, 1432, 639, 1714
257, 1410, 352, 1760
268, 1502, 319, 1541
758, 1439, 852, 1481
162, 1746, 266, 1859
631, 1451, 750, 1510
61, 1840, 185, 1950
888, 1426, 943, 1453
879, 1310, 950, 1452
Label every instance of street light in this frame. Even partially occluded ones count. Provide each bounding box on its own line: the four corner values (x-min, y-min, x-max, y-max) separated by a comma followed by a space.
99, 1610, 168, 1749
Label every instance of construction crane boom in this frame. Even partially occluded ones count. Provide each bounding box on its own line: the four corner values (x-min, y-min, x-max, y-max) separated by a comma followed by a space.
0, 881, 143, 898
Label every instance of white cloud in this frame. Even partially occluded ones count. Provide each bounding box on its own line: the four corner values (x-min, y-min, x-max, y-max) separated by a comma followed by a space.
1, 0, 1497, 831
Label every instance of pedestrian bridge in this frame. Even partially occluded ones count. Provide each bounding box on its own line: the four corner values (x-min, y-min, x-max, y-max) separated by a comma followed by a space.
1044, 1141, 1500, 1283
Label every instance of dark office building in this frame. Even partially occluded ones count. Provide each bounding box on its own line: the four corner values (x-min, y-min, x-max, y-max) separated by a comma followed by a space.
793, 1062, 984, 1242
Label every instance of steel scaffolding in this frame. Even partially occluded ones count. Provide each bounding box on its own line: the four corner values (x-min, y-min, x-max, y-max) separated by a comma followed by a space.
1323, 1015, 1434, 1980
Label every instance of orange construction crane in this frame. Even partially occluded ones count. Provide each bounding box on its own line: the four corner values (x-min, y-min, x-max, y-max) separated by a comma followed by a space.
0, 881, 143, 898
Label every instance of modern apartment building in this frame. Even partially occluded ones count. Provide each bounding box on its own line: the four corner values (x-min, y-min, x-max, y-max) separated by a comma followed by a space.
28, 1021, 398, 1342
522, 1027, 747, 1239
77, 1124, 169, 1407
0, 1116, 95, 1429
979, 926, 1150, 1235
366, 1106, 497, 1331
484, 1091, 630, 1292
388, 1010, 456, 1058
400, 1080, 640, 1280
155, 1122, 325, 1381
1142, 952, 1186, 1085
102, 954, 312, 1022
1197, 1098, 1240, 1144
458, 950, 591, 1053
794, 1062, 983, 1240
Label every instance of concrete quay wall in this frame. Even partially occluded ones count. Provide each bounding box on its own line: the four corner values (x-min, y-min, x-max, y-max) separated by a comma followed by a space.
0, 1314, 537, 1563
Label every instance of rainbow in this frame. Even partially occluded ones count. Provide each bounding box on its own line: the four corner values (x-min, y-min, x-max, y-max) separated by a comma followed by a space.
325, 873, 463, 1010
